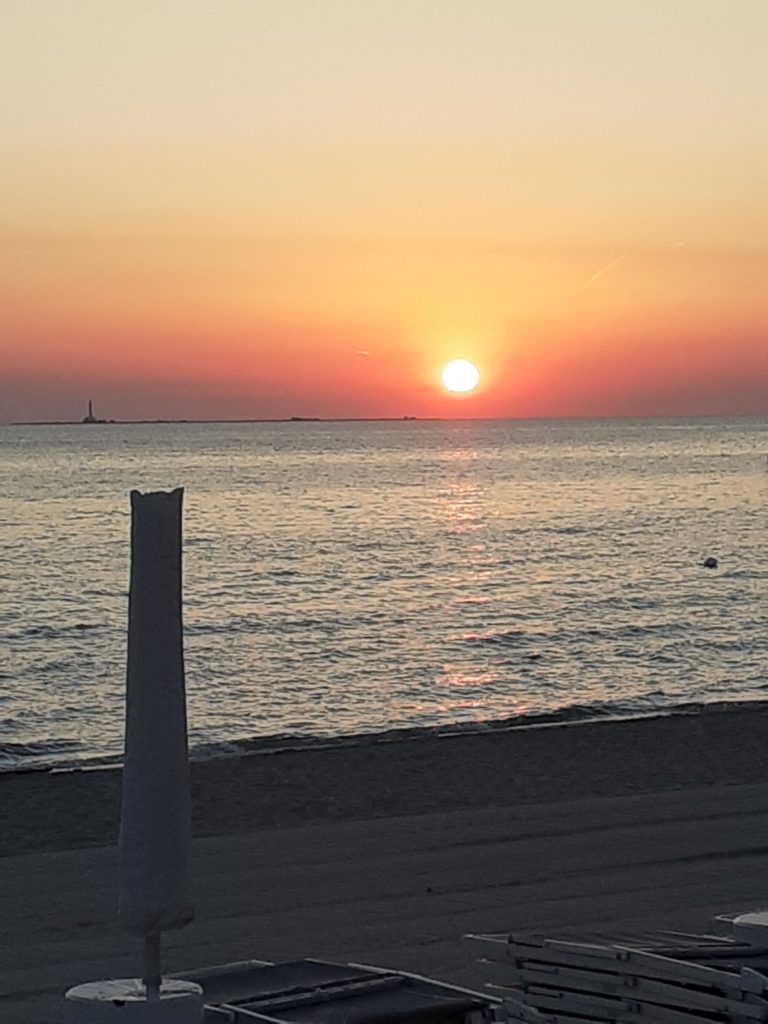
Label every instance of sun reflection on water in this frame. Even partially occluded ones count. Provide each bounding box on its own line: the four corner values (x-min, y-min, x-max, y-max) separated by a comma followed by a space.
438, 670, 498, 688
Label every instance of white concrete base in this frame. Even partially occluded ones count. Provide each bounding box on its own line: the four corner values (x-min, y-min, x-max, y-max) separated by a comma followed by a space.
64, 978, 203, 1022
733, 911, 768, 945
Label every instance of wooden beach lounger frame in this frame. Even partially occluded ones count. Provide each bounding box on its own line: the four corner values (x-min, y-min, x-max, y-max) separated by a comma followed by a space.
178, 957, 507, 1024
469, 930, 768, 1024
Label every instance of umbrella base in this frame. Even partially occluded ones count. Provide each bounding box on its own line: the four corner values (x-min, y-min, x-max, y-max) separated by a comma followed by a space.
64, 978, 203, 1022
733, 911, 768, 945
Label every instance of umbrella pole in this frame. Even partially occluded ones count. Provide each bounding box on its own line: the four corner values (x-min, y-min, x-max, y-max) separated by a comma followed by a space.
143, 932, 162, 1001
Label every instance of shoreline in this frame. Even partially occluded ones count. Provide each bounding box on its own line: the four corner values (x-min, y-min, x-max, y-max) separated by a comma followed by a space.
4, 697, 767, 778
3, 699, 768, 858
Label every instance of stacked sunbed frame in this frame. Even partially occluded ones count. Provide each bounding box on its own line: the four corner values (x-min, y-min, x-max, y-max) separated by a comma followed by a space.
178, 957, 507, 1024
470, 930, 768, 1024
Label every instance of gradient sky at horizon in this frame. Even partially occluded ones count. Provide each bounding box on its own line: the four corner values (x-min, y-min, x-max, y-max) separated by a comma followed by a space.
2, 0, 767, 422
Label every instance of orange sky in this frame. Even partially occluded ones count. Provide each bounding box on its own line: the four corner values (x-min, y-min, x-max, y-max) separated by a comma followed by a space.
2, 1, 767, 422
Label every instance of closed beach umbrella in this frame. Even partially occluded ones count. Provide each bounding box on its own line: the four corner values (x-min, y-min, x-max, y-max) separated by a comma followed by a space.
65, 487, 201, 1020
119, 488, 194, 984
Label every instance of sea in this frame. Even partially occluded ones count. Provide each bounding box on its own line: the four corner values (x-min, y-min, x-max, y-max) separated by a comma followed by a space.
1, 417, 767, 773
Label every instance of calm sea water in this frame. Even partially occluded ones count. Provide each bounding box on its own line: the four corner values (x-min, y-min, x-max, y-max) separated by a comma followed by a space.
1, 418, 767, 772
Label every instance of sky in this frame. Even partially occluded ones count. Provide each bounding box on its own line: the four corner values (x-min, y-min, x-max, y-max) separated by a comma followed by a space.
2, 0, 767, 422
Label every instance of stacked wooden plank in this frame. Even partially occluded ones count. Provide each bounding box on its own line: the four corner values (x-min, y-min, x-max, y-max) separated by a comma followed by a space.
470, 931, 768, 1024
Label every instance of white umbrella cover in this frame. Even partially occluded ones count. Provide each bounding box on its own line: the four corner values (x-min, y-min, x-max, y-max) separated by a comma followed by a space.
118, 488, 194, 938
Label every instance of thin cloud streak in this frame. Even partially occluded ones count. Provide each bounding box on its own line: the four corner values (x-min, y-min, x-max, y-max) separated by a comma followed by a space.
588, 254, 627, 285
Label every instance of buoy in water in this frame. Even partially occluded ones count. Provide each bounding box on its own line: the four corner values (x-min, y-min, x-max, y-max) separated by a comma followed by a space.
703, 556, 718, 569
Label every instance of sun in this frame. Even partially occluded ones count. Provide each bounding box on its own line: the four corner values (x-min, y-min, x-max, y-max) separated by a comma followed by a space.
441, 359, 480, 394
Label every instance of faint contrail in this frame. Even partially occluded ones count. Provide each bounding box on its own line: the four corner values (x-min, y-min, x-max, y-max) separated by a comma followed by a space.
588, 254, 627, 285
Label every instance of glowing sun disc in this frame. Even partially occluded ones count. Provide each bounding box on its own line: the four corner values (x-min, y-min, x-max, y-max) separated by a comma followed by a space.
442, 359, 480, 393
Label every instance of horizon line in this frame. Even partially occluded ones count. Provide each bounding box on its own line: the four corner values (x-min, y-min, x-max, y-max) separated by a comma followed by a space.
5, 411, 768, 427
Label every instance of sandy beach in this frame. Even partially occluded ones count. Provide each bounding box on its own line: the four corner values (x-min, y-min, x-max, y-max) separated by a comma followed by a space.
3, 703, 768, 1023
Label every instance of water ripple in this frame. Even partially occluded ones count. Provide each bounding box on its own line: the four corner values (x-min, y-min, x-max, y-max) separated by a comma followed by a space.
1, 417, 767, 770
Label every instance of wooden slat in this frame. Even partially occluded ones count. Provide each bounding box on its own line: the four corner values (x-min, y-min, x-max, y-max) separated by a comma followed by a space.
530, 989, 712, 1024
741, 970, 768, 996
506, 940, 756, 992
507, 963, 767, 1020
